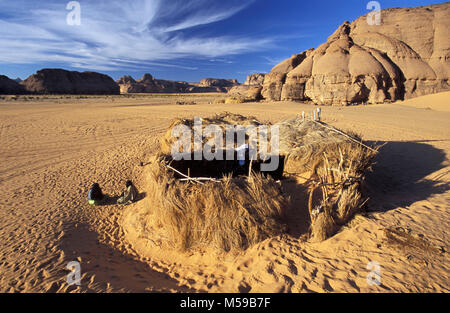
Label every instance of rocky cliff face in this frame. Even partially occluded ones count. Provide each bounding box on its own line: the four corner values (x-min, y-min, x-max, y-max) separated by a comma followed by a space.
0, 75, 26, 94
261, 50, 313, 101
262, 2, 450, 105
22, 69, 120, 95
117, 74, 239, 94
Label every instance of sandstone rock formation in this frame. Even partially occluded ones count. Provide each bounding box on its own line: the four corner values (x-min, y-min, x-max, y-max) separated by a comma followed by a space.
261, 50, 313, 101
199, 78, 238, 89
117, 74, 239, 94
117, 75, 136, 85
0, 75, 26, 94
262, 2, 450, 105
227, 85, 263, 102
244, 73, 266, 86
117, 74, 191, 93
22, 69, 120, 95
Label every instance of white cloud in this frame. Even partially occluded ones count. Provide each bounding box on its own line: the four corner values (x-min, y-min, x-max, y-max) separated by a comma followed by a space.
0, 0, 272, 71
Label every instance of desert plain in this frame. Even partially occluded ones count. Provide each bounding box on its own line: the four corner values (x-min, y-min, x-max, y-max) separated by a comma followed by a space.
0, 92, 448, 293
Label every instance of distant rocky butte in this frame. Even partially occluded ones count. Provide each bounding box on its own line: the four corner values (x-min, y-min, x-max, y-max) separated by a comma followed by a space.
0, 75, 26, 95
22, 69, 120, 95
199, 78, 238, 88
117, 75, 239, 94
261, 2, 450, 105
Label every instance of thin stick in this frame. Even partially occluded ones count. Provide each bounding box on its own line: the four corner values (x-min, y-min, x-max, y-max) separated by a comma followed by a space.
179, 178, 220, 182
312, 120, 378, 153
166, 165, 205, 185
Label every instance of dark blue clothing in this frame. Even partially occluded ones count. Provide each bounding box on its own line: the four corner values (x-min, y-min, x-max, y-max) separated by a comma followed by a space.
88, 184, 104, 201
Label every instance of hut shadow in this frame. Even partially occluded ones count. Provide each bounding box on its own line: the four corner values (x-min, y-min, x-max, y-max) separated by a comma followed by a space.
58, 223, 195, 293
365, 140, 449, 212
279, 140, 449, 237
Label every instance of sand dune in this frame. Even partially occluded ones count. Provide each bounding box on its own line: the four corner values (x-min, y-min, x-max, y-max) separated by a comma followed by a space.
397, 91, 450, 112
0, 93, 448, 292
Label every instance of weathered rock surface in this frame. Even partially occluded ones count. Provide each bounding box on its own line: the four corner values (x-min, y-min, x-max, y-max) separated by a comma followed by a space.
119, 74, 191, 93
117, 74, 239, 94
244, 73, 266, 86
22, 69, 120, 95
227, 85, 263, 101
0, 75, 26, 94
117, 75, 136, 85
261, 50, 313, 101
199, 78, 239, 88
262, 2, 450, 105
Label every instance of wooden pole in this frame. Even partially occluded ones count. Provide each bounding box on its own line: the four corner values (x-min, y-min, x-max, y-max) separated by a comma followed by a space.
166, 165, 206, 185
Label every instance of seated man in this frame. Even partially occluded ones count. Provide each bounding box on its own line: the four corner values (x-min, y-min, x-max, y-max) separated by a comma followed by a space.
117, 180, 138, 205
88, 183, 105, 205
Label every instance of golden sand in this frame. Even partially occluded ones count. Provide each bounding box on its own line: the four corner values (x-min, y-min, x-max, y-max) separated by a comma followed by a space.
0, 92, 448, 292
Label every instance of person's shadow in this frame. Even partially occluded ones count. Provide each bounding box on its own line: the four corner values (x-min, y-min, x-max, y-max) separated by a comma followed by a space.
100, 192, 147, 206
364, 140, 449, 212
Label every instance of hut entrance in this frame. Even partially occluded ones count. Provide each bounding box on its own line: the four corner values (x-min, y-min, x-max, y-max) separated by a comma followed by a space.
164, 151, 285, 181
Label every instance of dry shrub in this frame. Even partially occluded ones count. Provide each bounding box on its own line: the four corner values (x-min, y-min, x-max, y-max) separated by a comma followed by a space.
384, 227, 443, 256
137, 157, 288, 252
225, 96, 253, 104
214, 99, 225, 104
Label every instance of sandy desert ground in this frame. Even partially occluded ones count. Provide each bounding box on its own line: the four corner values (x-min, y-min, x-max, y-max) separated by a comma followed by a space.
0, 92, 448, 293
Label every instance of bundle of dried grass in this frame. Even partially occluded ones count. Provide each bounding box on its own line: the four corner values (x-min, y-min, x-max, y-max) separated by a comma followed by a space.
276, 118, 378, 242
128, 156, 288, 252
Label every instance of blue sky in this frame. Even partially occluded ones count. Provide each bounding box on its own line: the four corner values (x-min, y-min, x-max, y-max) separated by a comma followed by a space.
0, 0, 446, 83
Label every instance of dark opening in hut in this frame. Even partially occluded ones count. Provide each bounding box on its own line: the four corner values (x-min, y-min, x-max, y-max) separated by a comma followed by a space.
163, 152, 285, 181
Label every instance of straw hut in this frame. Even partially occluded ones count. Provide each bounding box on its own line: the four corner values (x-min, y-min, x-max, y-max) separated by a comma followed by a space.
122, 112, 377, 252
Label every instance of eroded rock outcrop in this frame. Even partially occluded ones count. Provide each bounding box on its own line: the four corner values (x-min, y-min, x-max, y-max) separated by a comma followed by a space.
199, 78, 239, 89
261, 50, 313, 101
262, 2, 450, 105
118, 74, 191, 93
227, 85, 263, 102
244, 73, 266, 86
22, 69, 120, 95
117, 74, 239, 94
